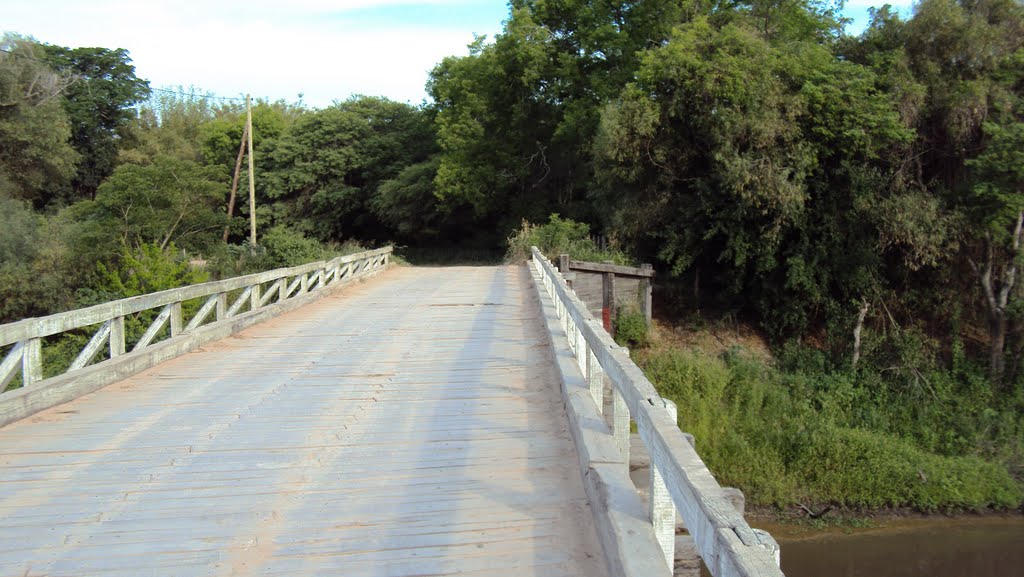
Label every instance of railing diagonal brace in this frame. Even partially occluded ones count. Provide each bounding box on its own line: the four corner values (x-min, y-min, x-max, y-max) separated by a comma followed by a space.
185, 295, 219, 332
69, 320, 114, 371
0, 341, 26, 390
133, 305, 173, 352
226, 287, 254, 319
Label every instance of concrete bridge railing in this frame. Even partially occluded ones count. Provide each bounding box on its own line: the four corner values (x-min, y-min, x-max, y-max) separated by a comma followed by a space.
0, 247, 392, 427
530, 246, 784, 577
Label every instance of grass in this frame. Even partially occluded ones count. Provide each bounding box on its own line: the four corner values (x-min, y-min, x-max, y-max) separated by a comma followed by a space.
632, 321, 1024, 513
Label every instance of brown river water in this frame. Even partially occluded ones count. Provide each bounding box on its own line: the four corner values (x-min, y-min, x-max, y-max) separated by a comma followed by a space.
749, 516, 1024, 577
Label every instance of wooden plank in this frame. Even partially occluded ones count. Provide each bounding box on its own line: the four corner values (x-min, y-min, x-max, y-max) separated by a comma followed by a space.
529, 259, 668, 577
259, 279, 282, 307
0, 265, 609, 577
641, 263, 653, 324
570, 260, 655, 277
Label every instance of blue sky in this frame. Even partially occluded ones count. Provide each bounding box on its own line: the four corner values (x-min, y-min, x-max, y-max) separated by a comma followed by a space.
4, 0, 910, 109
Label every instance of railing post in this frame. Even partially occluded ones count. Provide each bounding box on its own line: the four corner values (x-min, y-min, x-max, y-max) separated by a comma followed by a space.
575, 323, 586, 373
110, 316, 125, 358
250, 283, 261, 311
216, 292, 228, 321
650, 398, 679, 570
602, 267, 615, 333
586, 339, 604, 409
278, 278, 288, 303
641, 263, 653, 325
300, 273, 309, 294
559, 254, 572, 290
170, 302, 183, 337
611, 388, 629, 460
23, 337, 42, 385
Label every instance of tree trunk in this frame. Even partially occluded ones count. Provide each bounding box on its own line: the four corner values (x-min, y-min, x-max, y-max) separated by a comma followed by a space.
990, 311, 1008, 382
970, 210, 1024, 388
223, 122, 249, 242
852, 298, 870, 371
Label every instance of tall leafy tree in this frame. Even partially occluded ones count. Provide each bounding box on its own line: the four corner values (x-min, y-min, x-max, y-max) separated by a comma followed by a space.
429, 1, 686, 237
593, 16, 915, 336
41, 44, 150, 201
67, 155, 226, 255
884, 0, 1024, 381
0, 35, 79, 207
259, 96, 437, 241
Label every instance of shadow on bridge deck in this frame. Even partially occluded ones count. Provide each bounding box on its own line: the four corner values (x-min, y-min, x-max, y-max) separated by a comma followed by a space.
0, 265, 608, 577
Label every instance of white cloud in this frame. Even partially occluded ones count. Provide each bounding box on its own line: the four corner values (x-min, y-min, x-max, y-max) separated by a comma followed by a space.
3, 0, 498, 107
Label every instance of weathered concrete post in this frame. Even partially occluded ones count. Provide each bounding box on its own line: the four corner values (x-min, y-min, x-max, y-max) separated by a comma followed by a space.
110, 316, 125, 357
641, 263, 653, 325
216, 292, 228, 321
602, 265, 616, 333
250, 283, 261, 312
278, 278, 288, 303
612, 347, 630, 467
651, 398, 678, 570
23, 338, 42, 385
559, 254, 573, 290
169, 302, 183, 337
586, 336, 604, 409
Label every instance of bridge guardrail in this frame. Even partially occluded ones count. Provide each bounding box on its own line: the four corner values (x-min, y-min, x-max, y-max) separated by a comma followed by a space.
0, 247, 391, 425
530, 246, 783, 577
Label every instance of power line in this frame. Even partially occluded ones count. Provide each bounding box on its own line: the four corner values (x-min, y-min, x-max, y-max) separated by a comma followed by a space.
148, 86, 247, 102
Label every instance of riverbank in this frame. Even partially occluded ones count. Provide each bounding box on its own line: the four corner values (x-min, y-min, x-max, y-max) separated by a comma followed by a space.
746, 506, 1024, 536
624, 319, 1024, 513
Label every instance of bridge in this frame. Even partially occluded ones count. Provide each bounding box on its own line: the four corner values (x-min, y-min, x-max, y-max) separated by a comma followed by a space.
0, 247, 784, 577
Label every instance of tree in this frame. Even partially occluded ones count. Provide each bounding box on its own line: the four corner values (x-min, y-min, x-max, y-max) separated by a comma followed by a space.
428, 2, 686, 237
593, 17, 915, 337
0, 35, 79, 207
258, 96, 438, 242
120, 87, 222, 165
70, 156, 226, 254
892, 0, 1024, 380
965, 120, 1024, 383
41, 44, 150, 201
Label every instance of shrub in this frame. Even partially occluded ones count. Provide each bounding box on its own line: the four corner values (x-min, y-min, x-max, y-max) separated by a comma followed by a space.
615, 305, 650, 349
505, 214, 631, 264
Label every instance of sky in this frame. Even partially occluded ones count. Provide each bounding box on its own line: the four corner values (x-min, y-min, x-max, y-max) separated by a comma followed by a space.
4, 0, 912, 109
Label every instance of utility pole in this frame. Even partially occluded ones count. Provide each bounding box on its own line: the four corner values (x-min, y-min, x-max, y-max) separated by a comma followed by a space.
223, 121, 249, 242
246, 94, 257, 246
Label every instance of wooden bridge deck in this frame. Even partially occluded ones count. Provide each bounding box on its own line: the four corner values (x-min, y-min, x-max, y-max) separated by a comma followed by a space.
0, 266, 609, 577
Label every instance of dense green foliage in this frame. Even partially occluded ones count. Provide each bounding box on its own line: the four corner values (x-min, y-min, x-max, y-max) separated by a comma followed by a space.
505, 213, 630, 264
637, 344, 1023, 510
41, 44, 151, 201
2, 0, 1023, 511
